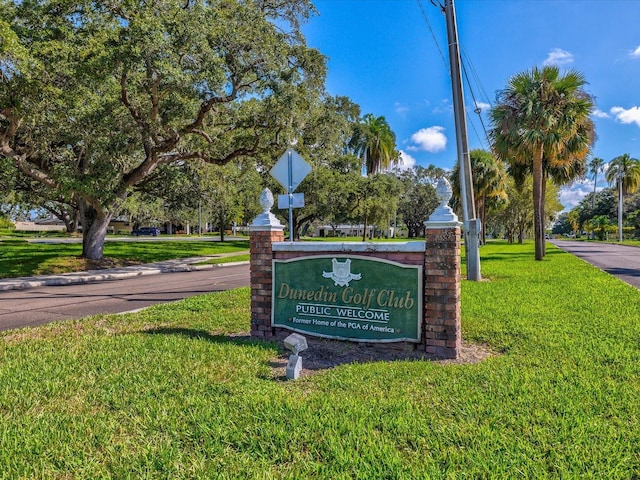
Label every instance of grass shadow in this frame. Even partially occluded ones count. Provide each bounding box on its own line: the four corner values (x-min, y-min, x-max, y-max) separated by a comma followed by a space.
476, 247, 565, 263
142, 326, 271, 349
141, 327, 487, 381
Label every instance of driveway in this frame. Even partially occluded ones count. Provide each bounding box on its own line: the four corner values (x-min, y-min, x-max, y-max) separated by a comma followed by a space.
550, 240, 640, 289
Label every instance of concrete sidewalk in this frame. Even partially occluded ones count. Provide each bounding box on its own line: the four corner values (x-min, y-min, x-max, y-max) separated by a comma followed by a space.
0, 255, 249, 292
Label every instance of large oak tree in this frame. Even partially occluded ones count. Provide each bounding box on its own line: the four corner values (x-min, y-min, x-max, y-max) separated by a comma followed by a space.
1, 0, 325, 259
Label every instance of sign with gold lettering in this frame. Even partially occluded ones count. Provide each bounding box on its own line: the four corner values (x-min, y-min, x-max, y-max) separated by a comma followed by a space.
272, 255, 422, 342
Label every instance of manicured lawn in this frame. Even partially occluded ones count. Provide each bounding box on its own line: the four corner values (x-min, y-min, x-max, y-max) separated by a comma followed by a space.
0, 241, 639, 477
0, 238, 249, 278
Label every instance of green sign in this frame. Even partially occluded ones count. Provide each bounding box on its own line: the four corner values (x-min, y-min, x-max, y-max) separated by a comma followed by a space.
272, 255, 422, 342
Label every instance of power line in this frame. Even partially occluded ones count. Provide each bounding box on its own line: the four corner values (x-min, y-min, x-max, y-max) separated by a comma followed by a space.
417, 0, 491, 150
461, 46, 492, 107
461, 57, 489, 149
416, 0, 448, 72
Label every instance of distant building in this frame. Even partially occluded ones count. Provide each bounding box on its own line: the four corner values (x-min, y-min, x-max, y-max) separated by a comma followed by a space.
14, 217, 66, 232
313, 224, 375, 238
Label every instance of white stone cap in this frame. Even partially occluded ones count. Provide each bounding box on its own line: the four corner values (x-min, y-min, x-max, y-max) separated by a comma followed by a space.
424, 220, 463, 230
427, 177, 459, 224
250, 188, 284, 230
250, 213, 284, 230
272, 242, 426, 253
249, 220, 285, 231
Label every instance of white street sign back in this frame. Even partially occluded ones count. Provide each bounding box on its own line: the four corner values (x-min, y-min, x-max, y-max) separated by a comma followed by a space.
278, 193, 305, 209
270, 148, 311, 193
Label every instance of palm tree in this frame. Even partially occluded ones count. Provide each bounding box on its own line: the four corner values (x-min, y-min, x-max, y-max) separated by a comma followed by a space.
567, 209, 579, 236
349, 114, 399, 175
605, 154, 640, 195
451, 149, 507, 244
605, 153, 640, 240
489, 66, 595, 260
588, 157, 605, 208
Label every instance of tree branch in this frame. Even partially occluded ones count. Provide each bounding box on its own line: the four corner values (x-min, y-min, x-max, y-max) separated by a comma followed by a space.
147, 59, 160, 123
0, 108, 23, 149
120, 71, 156, 152
13, 155, 59, 190
156, 136, 261, 166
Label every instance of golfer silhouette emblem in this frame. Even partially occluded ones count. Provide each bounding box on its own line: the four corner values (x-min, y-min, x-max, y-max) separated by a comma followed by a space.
322, 258, 362, 287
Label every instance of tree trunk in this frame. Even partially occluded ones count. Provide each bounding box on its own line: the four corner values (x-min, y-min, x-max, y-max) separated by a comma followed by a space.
80, 201, 112, 260
291, 211, 299, 241
532, 149, 545, 260
362, 212, 368, 242
219, 214, 225, 242
62, 210, 80, 234
541, 176, 547, 257
479, 197, 486, 245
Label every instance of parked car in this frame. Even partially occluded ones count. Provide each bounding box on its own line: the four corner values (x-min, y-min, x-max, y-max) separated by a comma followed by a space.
132, 227, 160, 236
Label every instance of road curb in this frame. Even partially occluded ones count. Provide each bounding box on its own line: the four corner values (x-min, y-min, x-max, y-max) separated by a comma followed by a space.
0, 260, 250, 292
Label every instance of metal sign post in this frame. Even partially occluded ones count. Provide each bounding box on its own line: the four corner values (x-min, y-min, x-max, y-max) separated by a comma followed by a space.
287, 150, 294, 241
269, 148, 311, 241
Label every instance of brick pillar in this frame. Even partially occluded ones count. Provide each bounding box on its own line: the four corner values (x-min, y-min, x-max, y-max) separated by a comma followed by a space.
423, 177, 462, 359
423, 226, 461, 358
249, 189, 284, 339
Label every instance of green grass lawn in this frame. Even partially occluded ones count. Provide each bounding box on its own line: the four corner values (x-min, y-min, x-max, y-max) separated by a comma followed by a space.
1, 241, 639, 478
0, 238, 249, 278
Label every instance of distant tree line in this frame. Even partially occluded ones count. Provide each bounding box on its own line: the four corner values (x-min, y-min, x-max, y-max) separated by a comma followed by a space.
553, 154, 640, 240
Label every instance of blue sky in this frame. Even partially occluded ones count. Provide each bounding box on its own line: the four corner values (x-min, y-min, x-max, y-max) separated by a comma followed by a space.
302, 0, 640, 209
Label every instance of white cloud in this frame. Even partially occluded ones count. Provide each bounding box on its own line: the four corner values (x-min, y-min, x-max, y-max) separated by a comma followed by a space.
474, 101, 491, 112
591, 108, 610, 119
395, 150, 417, 172
432, 99, 452, 115
394, 102, 409, 116
610, 106, 640, 127
631, 45, 640, 58
558, 174, 613, 212
559, 179, 594, 211
543, 48, 574, 67
407, 126, 447, 153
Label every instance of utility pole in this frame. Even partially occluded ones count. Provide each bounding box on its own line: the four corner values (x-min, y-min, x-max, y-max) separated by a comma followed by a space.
617, 170, 623, 242
444, 0, 481, 281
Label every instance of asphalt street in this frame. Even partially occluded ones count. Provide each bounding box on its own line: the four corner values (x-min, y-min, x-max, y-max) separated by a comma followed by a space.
0, 263, 250, 331
550, 240, 640, 289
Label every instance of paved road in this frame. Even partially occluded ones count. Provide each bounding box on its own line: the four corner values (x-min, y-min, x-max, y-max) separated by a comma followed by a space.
550, 240, 640, 289
0, 264, 250, 332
